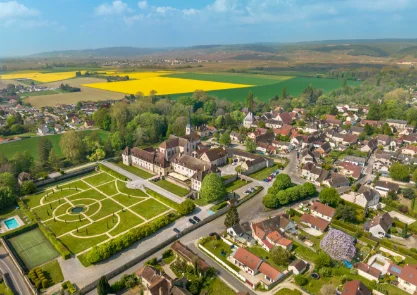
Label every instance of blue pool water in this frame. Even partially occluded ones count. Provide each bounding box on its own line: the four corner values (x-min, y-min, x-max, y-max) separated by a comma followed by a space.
4, 218, 19, 230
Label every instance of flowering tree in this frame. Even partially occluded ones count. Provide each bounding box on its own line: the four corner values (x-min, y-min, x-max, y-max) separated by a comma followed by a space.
320, 229, 356, 261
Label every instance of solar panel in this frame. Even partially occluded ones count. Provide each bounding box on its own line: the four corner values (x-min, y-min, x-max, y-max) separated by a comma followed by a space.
391, 266, 402, 274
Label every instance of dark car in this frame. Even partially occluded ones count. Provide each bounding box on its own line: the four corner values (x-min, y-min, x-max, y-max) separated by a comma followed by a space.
173, 228, 180, 234
209, 232, 217, 237
193, 216, 201, 222
189, 218, 196, 225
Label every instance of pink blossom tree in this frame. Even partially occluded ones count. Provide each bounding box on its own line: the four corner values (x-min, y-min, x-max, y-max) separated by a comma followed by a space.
320, 229, 356, 261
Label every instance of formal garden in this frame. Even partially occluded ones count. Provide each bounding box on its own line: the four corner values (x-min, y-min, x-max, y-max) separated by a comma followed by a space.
18, 168, 195, 267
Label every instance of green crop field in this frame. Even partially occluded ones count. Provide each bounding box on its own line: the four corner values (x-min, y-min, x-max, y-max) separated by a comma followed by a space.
0, 130, 109, 160
22, 170, 177, 258
170, 75, 361, 102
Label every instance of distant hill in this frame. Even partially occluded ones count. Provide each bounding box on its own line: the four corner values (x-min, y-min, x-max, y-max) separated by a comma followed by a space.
30, 46, 178, 58
29, 39, 417, 59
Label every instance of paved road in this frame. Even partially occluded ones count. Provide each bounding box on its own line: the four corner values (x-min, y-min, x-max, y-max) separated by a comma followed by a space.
0, 247, 31, 295
101, 161, 183, 204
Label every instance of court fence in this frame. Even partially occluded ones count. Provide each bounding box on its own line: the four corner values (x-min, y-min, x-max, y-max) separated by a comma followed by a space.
1, 237, 38, 294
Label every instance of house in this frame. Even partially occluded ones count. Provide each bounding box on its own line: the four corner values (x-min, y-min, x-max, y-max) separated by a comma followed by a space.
342, 134, 358, 146
199, 147, 228, 166
316, 142, 331, 155
377, 134, 392, 146
401, 145, 417, 156
272, 141, 292, 153
323, 173, 350, 188
247, 128, 267, 140
170, 241, 210, 274
360, 139, 377, 153
342, 155, 367, 167
123, 147, 170, 176
375, 181, 399, 195
226, 148, 273, 175
84, 120, 94, 128
288, 259, 308, 275
364, 212, 393, 238
230, 131, 243, 143
301, 163, 323, 182
136, 265, 172, 295
311, 201, 335, 222
345, 186, 380, 209
351, 126, 364, 135
300, 213, 329, 232
37, 124, 51, 136
336, 161, 362, 180
227, 223, 255, 246
230, 247, 284, 290
341, 280, 371, 295
17, 172, 31, 185
357, 262, 381, 281
230, 247, 262, 276
276, 112, 293, 125
265, 119, 282, 129
300, 149, 316, 164
388, 263, 417, 294
402, 134, 417, 144
251, 214, 295, 251
243, 112, 257, 128
386, 119, 407, 131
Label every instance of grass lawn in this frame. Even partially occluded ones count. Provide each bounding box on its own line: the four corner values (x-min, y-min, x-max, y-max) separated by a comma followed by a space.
39, 259, 64, 287
292, 241, 319, 262
116, 180, 147, 197
154, 180, 189, 197
59, 232, 108, 254
45, 218, 90, 236
130, 199, 169, 220
0, 130, 109, 160
109, 210, 144, 236
83, 173, 115, 186
0, 205, 29, 226
58, 180, 91, 191
112, 193, 145, 207
0, 282, 13, 295
77, 252, 91, 267
114, 162, 154, 179
89, 199, 123, 221
204, 277, 235, 295
76, 215, 118, 237
23, 189, 78, 208
247, 246, 287, 271
67, 189, 106, 202
96, 181, 119, 196
200, 238, 240, 272
225, 179, 251, 192
275, 288, 301, 295
248, 164, 279, 181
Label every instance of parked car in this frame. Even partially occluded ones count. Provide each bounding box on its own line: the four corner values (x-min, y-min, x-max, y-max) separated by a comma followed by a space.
189, 218, 196, 225
249, 187, 255, 192
173, 228, 180, 234
244, 189, 251, 194
267, 176, 272, 181
264, 178, 270, 182
193, 216, 201, 222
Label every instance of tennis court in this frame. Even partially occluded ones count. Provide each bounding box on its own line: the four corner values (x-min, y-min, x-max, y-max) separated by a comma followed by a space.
8, 228, 59, 269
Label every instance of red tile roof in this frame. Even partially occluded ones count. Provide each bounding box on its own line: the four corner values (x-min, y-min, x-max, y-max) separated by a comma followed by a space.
311, 201, 336, 218
301, 214, 329, 232
258, 262, 282, 281
357, 262, 381, 279
232, 248, 262, 271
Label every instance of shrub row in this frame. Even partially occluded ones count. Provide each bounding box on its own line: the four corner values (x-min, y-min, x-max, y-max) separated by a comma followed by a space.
145, 188, 195, 215
61, 281, 76, 294
85, 212, 180, 264
99, 164, 129, 181
28, 268, 48, 290
379, 239, 417, 261
331, 219, 358, 233
263, 182, 316, 209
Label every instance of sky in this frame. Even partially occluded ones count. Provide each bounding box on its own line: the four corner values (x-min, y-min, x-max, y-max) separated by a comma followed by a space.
0, 0, 417, 56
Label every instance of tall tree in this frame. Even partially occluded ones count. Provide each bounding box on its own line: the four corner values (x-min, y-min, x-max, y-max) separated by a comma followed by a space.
245, 139, 257, 153
318, 187, 341, 207
270, 246, 292, 266
97, 276, 111, 295
13, 151, 34, 174
281, 87, 287, 99
37, 137, 53, 166
224, 204, 240, 228
219, 131, 231, 146
200, 173, 227, 203
245, 91, 254, 111
60, 131, 85, 163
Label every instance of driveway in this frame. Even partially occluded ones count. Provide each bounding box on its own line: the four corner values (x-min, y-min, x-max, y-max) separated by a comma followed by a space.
0, 247, 31, 295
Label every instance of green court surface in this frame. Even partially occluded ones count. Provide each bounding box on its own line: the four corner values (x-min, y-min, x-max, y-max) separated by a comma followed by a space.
8, 228, 59, 269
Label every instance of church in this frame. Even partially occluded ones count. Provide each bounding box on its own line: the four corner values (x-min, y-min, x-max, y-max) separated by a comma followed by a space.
122, 112, 224, 194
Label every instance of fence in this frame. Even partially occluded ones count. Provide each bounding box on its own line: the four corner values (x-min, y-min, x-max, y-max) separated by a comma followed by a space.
35, 166, 97, 187
1, 238, 38, 295
76, 186, 264, 294
223, 174, 238, 185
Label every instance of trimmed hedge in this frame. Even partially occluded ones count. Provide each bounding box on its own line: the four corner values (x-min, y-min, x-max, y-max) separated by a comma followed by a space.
85, 212, 180, 264
99, 164, 130, 181
379, 239, 417, 260
61, 281, 76, 294
331, 219, 358, 233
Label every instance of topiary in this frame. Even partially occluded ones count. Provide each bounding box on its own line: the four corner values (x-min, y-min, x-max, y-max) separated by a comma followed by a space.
42, 279, 48, 289
35, 280, 42, 289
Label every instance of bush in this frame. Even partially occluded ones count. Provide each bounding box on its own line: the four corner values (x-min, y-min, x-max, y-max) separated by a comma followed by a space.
294, 274, 307, 286
319, 267, 332, 277
38, 223, 71, 259
145, 188, 193, 216
394, 256, 403, 263
42, 279, 48, 289
86, 212, 179, 264
341, 275, 352, 284
177, 199, 196, 215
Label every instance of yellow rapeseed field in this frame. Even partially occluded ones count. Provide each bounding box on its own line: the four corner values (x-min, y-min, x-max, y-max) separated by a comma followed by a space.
0, 71, 84, 83
82, 76, 253, 95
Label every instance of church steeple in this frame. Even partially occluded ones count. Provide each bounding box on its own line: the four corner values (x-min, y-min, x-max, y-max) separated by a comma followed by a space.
186, 110, 193, 135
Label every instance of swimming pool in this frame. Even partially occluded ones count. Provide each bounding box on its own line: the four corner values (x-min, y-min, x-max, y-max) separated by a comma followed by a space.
4, 218, 19, 230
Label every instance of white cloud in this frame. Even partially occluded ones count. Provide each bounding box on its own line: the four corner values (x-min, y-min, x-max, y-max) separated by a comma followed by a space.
207, 0, 238, 13
0, 1, 38, 19
155, 6, 176, 15
123, 14, 144, 25
183, 8, 199, 16
95, 0, 130, 16
350, 0, 411, 11
138, 1, 147, 10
